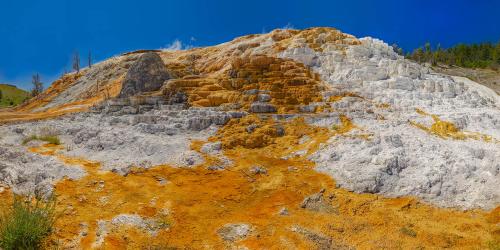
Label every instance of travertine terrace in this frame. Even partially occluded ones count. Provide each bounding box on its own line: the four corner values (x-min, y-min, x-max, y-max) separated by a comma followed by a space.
0, 27, 499, 249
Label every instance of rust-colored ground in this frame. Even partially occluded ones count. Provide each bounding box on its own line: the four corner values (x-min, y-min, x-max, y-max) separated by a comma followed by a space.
3, 115, 495, 249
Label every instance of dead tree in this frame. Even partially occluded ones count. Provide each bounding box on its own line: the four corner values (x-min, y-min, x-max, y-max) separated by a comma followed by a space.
31, 73, 43, 97
72, 52, 80, 73
88, 51, 92, 68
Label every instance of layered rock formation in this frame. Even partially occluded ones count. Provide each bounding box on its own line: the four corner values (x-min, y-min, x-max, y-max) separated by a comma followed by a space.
2, 27, 499, 208
277, 36, 500, 209
0, 27, 499, 249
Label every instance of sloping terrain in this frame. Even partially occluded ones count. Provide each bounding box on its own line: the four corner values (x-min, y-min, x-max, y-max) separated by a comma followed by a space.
433, 65, 500, 95
0, 83, 29, 107
0, 27, 499, 249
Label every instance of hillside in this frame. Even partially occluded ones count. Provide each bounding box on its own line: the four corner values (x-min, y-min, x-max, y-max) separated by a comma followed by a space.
0, 83, 29, 107
406, 41, 500, 69
432, 65, 500, 94
0, 27, 499, 249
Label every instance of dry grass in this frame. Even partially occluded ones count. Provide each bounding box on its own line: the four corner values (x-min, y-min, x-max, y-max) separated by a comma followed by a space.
22, 135, 61, 145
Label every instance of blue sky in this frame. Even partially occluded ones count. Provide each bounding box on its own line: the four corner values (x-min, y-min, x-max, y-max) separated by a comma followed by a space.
1, 0, 499, 90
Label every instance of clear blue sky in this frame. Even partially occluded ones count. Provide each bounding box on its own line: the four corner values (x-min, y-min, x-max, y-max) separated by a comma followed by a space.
1, 0, 499, 90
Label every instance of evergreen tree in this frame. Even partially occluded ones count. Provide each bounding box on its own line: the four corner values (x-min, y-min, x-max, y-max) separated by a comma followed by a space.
424, 42, 432, 62
407, 41, 500, 69
415, 47, 424, 63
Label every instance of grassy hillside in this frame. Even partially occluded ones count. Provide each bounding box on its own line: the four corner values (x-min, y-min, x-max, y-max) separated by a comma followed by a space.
0, 84, 29, 107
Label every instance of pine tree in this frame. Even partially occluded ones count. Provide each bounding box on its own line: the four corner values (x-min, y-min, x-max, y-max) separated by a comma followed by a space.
496, 42, 500, 63
424, 42, 432, 63
415, 47, 424, 63
408, 41, 500, 69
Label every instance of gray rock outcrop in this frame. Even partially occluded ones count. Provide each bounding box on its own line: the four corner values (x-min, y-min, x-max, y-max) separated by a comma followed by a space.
119, 52, 170, 97
0, 145, 86, 196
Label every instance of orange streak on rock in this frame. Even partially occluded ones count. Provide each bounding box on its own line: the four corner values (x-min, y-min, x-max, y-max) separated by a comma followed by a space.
411, 108, 497, 142
162, 55, 325, 113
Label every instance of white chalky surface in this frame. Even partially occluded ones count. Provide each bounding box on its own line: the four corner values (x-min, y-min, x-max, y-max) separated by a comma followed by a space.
280, 36, 500, 209
0, 106, 242, 193
0, 141, 86, 195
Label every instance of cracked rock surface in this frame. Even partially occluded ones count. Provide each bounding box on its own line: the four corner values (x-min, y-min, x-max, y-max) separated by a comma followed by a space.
281, 35, 500, 209
0, 104, 242, 192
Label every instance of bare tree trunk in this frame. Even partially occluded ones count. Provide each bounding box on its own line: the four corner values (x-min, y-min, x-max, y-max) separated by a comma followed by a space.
73, 52, 80, 73
88, 51, 92, 68
31, 73, 43, 97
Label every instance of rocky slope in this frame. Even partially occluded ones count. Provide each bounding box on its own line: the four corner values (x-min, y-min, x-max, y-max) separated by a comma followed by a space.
432, 65, 500, 95
0, 27, 499, 249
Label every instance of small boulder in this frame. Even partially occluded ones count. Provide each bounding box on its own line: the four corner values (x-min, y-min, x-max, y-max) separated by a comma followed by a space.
257, 94, 272, 102
155, 176, 168, 185
246, 124, 259, 133
243, 89, 259, 95
200, 141, 222, 155
207, 165, 225, 171
176, 151, 204, 167
217, 223, 252, 242
249, 102, 277, 113
13, 127, 25, 134
300, 189, 337, 214
249, 165, 267, 175
279, 207, 290, 216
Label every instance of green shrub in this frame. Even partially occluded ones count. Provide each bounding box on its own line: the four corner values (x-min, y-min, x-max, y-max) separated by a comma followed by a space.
21, 135, 38, 145
0, 195, 57, 250
22, 135, 61, 145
